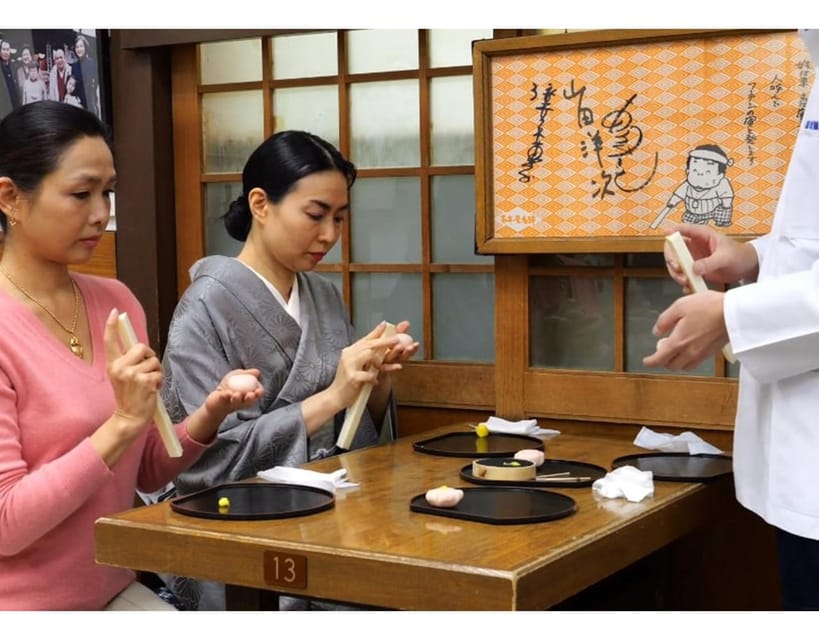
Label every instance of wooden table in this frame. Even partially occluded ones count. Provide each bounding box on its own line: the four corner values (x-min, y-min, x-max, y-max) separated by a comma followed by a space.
95, 424, 736, 610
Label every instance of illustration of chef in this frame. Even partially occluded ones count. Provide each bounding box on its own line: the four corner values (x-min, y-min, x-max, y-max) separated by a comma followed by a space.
650, 144, 735, 229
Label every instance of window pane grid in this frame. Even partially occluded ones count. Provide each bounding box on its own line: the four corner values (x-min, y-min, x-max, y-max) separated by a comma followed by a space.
196, 30, 491, 363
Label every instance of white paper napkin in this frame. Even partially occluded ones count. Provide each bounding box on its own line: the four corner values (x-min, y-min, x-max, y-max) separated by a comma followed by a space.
592, 465, 654, 503
257, 466, 358, 495
485, 416, 560, 437
634, 426, 723, 455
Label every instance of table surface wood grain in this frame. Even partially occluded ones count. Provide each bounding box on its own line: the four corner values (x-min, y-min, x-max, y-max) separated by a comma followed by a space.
95, 424, 733, 610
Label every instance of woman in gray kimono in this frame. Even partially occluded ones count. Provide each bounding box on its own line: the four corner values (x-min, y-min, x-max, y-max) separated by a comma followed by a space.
159, 130, 418, 610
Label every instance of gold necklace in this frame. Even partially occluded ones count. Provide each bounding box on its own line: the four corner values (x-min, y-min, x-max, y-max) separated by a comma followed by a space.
0, 266, 84, 358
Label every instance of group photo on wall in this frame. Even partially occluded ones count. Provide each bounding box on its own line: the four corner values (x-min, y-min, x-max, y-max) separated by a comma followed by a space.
0, 28, 105, 121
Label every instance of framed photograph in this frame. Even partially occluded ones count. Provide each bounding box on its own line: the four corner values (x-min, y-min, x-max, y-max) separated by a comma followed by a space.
473, 29, 814, 253
0, 28, 110, 124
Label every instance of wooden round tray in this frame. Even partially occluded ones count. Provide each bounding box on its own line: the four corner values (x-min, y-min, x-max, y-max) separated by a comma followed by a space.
461, 458, 607, 488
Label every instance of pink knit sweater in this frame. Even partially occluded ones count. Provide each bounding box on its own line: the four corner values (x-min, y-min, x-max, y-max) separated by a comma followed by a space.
0, 273, 209, 610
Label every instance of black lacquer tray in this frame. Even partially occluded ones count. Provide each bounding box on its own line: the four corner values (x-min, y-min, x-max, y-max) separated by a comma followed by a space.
409, 486, 576, 525
170, 482, 335, 520
413, 431, 543, 458
611, 452, 733, 482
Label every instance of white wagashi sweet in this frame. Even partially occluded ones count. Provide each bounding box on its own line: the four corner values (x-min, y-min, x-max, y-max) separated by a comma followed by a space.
514, 449, 545, 467
425, 485, 464, 508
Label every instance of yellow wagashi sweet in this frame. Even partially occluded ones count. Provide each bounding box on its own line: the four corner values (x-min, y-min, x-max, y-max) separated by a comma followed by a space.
475, 423, 490, 438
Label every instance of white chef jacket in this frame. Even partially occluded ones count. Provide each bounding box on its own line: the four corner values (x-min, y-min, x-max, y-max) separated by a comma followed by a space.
723, 30, 819, 539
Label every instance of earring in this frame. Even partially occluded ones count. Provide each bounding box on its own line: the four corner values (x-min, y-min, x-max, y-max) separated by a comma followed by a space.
7, 216, 16, 227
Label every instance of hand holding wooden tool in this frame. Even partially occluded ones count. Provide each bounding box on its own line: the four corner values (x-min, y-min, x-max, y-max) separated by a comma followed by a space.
333, 322, 398, 453
664, 231, 736, 363
116, 312, 183, 457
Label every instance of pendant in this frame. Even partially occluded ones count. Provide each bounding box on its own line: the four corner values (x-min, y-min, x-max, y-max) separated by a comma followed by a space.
69, 335, 84, 359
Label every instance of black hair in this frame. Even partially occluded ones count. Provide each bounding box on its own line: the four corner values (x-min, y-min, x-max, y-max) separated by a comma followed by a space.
0, 101, 112, 232
223, 130, 357, 241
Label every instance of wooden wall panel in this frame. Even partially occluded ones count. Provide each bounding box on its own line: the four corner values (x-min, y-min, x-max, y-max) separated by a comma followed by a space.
523, 370, 738, 430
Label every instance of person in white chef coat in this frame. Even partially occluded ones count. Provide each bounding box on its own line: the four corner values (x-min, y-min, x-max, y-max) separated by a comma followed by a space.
643, 28, 819, 610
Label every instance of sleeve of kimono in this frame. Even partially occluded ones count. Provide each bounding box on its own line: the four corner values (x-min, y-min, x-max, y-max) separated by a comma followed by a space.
161, 295, 308, 491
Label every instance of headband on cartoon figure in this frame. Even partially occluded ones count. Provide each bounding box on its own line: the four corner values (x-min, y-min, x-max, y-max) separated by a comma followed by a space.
688, 148, 733, 167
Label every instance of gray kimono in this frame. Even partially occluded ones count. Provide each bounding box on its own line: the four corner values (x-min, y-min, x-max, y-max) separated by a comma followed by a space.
159, 255, 387, 610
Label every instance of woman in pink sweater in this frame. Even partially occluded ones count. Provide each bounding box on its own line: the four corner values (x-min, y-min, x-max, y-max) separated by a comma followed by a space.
0, 101, 264, 610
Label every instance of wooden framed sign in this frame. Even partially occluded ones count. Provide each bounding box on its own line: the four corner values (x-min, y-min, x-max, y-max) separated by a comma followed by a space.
473, 29, 813, 253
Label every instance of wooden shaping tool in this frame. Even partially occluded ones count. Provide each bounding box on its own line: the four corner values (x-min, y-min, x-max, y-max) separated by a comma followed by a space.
664, 232, 736, 363
335, 322, 397, 452
116, 312, 183, 458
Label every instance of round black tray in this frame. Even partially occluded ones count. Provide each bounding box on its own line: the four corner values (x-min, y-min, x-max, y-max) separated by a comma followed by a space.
611, 452, 733, 482
170, 482, 335, 520
412, 431, 543, 458
410, 486, 576, 525
460, 458, 607, 488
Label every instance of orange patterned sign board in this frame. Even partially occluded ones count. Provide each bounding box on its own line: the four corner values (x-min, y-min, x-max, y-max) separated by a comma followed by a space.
487, 31, 813, 242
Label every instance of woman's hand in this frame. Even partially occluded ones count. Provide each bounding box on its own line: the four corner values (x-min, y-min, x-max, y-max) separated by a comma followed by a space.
381, 320, 420, 368
186, 369, 265, 443
90, 309, 167, 465
328, 321, 400, 410
103, 308, 163, 433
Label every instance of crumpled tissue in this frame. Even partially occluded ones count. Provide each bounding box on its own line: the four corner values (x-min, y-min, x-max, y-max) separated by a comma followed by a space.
485, 416, 560, 437
592, 465, 654, 503
634, 426, 723, 455
257, 466, 358, 495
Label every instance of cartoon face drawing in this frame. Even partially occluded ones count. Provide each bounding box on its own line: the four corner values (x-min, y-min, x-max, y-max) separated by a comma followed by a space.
686, 156, 725, 191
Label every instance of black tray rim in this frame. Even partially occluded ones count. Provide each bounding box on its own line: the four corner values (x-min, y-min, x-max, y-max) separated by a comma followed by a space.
611, 452, 734, 482
412, 431, 544, 458
459, 458, 607, 488
409, 486, 577, 525
170, 481, 335, 521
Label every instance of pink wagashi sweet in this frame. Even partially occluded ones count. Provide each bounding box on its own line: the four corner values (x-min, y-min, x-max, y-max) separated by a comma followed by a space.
226, 373, 261, 393
395, 332, 415, 348
514, 449, 545, 467
425, 485, 464, 508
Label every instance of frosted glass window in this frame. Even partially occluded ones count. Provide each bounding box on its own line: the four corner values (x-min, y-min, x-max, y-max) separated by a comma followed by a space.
431, 175, 492, 264
428, 29, 493, 68
430, 75, 474, 166
529, 275, 615, 370
271, 32, 338, 80
625, 278, 714, 376
347, 29, 418, 74
273, 86, 339, 148
204, 182, 244, 257
352, 273, 423, 357
433, 274, 495, 362
350, 177, 420, 263
199, 39, 262, 85
324, 239, 341, 264
350, 80, 420, 168
202, 91, 264, 173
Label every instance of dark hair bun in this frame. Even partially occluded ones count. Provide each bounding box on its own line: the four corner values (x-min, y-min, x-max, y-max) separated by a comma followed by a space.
223, 194, 252, 241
